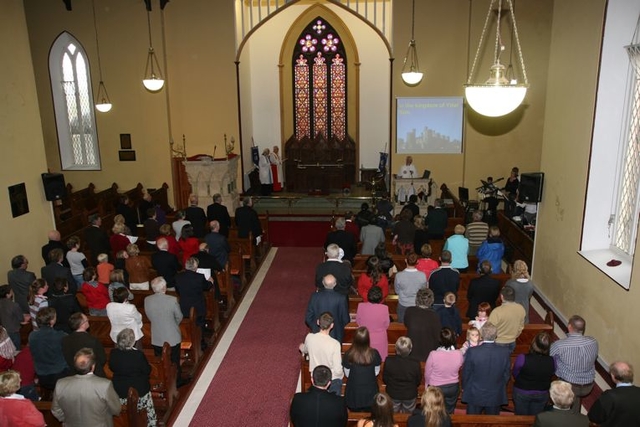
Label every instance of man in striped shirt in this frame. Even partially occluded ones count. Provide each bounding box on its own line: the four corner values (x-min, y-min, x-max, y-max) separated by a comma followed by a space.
550, 314, 599, 413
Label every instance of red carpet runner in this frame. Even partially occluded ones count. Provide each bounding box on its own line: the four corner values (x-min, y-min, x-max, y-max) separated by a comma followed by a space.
187, 247, 320, 426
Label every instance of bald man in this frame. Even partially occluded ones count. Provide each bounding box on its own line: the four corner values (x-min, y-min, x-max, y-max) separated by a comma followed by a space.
42, 230, 69, 267
588, 361, 640, 426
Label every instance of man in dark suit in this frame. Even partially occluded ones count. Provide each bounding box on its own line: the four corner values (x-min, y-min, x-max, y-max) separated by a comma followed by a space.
588, 361, 640, 426
84, 214, 111, 265
206, 193, 232, 238
61, 313, 107, 378
534, 380, 589, 427
41, 230, 69, 267
235, 196, 262, 243
205, 220, 231, 268
314, 244, 353, 297
151, 238, 181, 289
41, 248, 77, 295
185, 194, 207, 238
7, 255, 36, 314
428, 250, 460, 303
290, 365, 347, 427
425, 199, 448, 240
466, 260, 501, 318
324, 217, 357, 264
462, 322, 511, 414
305, 274, 350, 343
174, 257, 213, 327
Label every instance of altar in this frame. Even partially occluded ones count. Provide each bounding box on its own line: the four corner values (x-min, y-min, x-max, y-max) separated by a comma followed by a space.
392, 176, 438, 215
182, 155, 240, 210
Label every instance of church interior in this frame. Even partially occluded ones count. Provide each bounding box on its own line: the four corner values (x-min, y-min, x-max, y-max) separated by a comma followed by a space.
3, 0, 640, 424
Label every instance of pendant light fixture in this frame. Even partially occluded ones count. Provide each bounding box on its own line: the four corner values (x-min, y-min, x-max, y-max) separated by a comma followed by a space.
143, 8, 164, 92
92, 0, 112, 112
401, 0, 424, 86
464, 0, 528, 117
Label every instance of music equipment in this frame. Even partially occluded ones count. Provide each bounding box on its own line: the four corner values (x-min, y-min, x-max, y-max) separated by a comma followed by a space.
41, 173, 67, 201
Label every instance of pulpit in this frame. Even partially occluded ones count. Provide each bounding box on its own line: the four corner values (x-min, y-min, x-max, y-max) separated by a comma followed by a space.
392, 176, 438, 215
182, 155, 240, 211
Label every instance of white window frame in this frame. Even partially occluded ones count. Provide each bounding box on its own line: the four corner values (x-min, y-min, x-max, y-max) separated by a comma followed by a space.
49, 32, 101, 171
580, 0, 640, 289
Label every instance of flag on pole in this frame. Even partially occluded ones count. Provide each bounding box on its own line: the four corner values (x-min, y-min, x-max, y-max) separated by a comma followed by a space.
378, 152, 388, 172
251, 146, 260, 168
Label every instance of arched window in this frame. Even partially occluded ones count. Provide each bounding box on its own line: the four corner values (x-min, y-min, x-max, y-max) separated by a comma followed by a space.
293, 17, 347, 140
50, 32, 101, 170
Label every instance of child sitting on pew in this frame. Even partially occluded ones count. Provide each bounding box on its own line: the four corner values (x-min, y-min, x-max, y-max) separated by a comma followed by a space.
434, 292, 462, 337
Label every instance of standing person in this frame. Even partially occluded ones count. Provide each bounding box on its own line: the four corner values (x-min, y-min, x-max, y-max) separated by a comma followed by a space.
415, 244, 439, 280
550, 315, 598, 413
393, 209, 416, 255
394, 252, 427, 323
116, 194, 138, 234
413, 217, 429, 257
178, 224, 200, 266
171, 210, 191, 241
344, 211, 360, 242
41, 248, 77, 295
424, 199, 448, 240
465, 210, 489, 256
588, 361, 640, 426
0, 370, 45, 427
106, 287, 144, 349
124, 244, 152, 291
145, 277, 185, 387
466, 260, 501, 319
259, 147, 273, 196
0, 285, 28, 349
512, 332, 555, 416
96, 253, 114, 286
7, 255, 36, 314
65, 236, 88, 287
428, 250, 461, 305
143, 208, 160, 246
175, 257, 214, 340
407, 386, 452, 427
434, 293, 462, 338
476, 226, 505, 274
325, 217, 357, 264
461, 322, 511, 415
51, 348, 121, 427
158, 224, 181, 257
299, 312, 344, 395
533, 381, 589, 427
356, 392, 397, 427
235, 197, 263, 244
49, 278, 81, 334
28, 279, 49, 329
398, 156, 417, 178
109, 329, 157, 427
80, 267, 109, 316
28, 308, 69, 391
342, 327, 382, 412
41, 230, 68, 268
507, 260, 535, 324
315, 244, 354, 297
289, 365, 347, 427
404, 288, 441, 362
151, 238, 181, 289
206, 193, 232, 238
504, 167, 520, 217
305, 274, 350, 343
109, 224, 130, 261
356, 286, 390, 360
383, 337, 422, 413
443, 225, 469, 272
357, 257, 389, 302
205, 221, 231, 269
61, 313, 107, 378
360, 216, 386, 256
185, 194, 207, 238
85, 214, 111, 265
270, 145, 284, 192
425, 327, 464, 414
488, 286, 525, 353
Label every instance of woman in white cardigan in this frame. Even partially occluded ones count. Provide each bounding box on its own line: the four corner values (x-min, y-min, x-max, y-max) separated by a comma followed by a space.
106, 286, 143, 350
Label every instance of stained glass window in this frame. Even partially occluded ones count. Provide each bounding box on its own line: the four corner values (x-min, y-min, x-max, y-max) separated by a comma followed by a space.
293, 18, 347, 140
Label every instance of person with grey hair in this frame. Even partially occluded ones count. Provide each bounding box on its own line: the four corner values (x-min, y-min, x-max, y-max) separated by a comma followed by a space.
305, 274, 350, 343
151, 237, 181, 289
145, 276, 185, 386
324, 217, 357, 263
382, 336, 422, 413
588, 361, 640, 426
461, 321, 511, 415
206, 193, 231, 237
488, 285, 525, 353
465, 210, 489, 256
534, 380, 589, 427
315, 243, 353, 296
404, 288, 441, 361
185, 194, 207, 238
109, 330, 158, 426
52, 348, 121, 427
235, 196, 263, 244
175, 257, 213, 333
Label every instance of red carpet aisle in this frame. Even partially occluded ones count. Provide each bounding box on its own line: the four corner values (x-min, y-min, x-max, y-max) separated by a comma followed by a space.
175, 247, 321, 426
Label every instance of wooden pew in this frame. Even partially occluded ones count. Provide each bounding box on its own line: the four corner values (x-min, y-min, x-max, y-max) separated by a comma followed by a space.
347, 409, 535, 426
104, 342, 178, 411
228, 228, 257, 273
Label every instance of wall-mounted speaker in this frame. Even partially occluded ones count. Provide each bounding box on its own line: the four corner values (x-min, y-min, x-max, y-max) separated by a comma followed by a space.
519, 172, 544, 202
41, 173, 67, 201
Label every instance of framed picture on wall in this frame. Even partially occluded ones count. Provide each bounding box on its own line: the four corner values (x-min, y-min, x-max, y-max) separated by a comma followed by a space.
8, 183, 29, 218
120, 134, 132, 150
396, 97, 464, 154
118, 151, 136, 161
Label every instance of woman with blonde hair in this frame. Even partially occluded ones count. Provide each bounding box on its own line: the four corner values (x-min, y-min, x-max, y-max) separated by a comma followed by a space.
110, 222, 130, 259
506, 260, 534, 324
407, 386, 451, 427
357, 392, 398, 427
0, 371, 45, 426
125, 244, 152, 290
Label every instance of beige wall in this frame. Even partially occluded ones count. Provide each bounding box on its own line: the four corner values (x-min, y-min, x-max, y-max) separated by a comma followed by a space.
535, 0, 640, 369
1, 0, 56, 271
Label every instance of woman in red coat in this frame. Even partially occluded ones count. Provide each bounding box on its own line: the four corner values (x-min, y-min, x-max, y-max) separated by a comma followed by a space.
178, 224, 200, 266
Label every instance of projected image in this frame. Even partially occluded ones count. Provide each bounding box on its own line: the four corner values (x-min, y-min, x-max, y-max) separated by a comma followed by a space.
396, 97, 463, 154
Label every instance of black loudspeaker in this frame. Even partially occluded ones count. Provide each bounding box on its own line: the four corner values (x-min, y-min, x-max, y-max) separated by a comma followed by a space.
519, 172, 544, 202
41, 173, 67, 201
